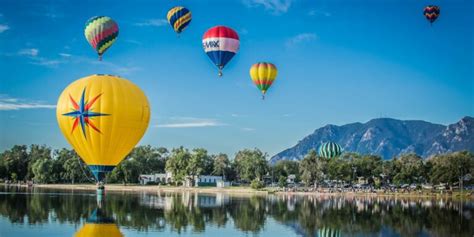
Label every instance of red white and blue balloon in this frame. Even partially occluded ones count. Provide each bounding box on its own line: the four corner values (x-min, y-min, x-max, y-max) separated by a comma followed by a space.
202, 26, 240, 77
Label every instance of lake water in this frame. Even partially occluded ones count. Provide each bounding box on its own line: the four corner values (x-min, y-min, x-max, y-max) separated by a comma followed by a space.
0, 186, 473, 237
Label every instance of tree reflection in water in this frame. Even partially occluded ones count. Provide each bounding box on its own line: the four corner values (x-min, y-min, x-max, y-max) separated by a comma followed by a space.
0, 186, 473, 237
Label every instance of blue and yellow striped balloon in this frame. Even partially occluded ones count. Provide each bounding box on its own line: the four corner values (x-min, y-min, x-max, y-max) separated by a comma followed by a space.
318, 142, 342, 159
167, 6, 192, 35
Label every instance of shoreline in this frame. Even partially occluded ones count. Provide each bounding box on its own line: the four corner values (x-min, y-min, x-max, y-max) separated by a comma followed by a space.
5, 184, 473, 199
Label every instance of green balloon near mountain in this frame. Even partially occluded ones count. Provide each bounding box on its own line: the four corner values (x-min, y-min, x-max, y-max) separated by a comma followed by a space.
318, 142, 342, 158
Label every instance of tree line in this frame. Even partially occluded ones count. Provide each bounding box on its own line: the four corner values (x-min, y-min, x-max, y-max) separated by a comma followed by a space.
0, 144, 473, 188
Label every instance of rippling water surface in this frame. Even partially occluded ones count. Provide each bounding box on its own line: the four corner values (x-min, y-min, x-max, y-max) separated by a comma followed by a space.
0, 186, 473, 237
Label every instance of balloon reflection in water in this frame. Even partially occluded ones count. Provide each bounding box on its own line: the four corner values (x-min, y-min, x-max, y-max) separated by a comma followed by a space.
75, 194, 122, 237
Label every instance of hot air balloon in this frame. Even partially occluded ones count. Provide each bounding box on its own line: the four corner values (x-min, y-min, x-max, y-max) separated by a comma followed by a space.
250, 62, 278, 100
202, 26, 240, 77
318, 227, 341, 237
75, 208, 123, 237
56, 74, 150, 184
318, 142, 342, 159
423, 5, 440, 25
167, 6, 192, 35
84, 16, 119, 61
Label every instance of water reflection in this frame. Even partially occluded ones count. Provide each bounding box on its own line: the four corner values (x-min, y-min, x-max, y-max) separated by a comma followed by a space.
0, 186, 473, 237
75, 208, 123, 237
74, 192, 123, 237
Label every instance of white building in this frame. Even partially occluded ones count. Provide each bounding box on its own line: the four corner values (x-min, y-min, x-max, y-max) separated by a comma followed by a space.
287, 174, 296, 184
195, 175, 223, 187
139, 172, 173, 185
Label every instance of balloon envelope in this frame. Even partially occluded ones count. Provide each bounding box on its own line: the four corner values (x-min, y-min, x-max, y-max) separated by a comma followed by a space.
318, 227, 341, 237
56, 74, 150, 181
250, 62, 278, 98
84, 16, 119, 60
167, 6, 192, 34
423, 5, 440, 23
318, 142, 342, 158
202, 26, 239, 76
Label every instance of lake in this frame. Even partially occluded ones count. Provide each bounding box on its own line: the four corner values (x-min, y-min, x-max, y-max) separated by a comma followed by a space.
0, 186, 473, 237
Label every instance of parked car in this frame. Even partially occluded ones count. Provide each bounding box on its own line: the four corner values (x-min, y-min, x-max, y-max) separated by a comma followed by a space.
409, 184, 418, 190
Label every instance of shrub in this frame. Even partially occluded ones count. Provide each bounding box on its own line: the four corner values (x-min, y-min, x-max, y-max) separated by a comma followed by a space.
250, 179, 264, 189
278, 176, 287, 188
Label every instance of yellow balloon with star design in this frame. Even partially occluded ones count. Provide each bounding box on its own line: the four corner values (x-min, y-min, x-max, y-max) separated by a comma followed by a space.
56, 74, 150, 181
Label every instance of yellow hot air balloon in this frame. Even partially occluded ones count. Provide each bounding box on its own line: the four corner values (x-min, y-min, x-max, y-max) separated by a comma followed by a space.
56, 74, 150, 182
250, 62, 278, 100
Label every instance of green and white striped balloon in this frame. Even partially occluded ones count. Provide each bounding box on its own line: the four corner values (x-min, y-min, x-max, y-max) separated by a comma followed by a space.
318, 227, 341, 237
318, 142, 342, 158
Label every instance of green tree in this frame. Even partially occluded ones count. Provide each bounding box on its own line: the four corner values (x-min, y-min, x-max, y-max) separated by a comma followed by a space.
57, 149, 89, 183
26, 145, 52, 180
109, 159, 141, 184
353, 155, 383, 184
166, 147, 192, 185
278, 176, 287, 188
0, 157, 6, 179
2, 145, 28, 181
129, 145, 168, 174
273, 160, 299, 183
429, 151, 474, 188
212, 153, 230, 179
326, 157, 352, 184
234, 148, 268, 182
392, 154, 425, 185
186, 148, 211, 186
299, 150, 326, 187
31, 158, 54, 183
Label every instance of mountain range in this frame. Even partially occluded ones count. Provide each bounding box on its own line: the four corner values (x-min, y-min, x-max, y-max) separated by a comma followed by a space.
270, 116, 474, 163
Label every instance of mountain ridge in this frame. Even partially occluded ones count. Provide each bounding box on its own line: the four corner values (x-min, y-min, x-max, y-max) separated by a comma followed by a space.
270, 116, 474, 163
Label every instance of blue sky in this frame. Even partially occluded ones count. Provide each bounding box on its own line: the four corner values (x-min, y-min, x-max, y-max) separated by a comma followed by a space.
0, 0, 472, 157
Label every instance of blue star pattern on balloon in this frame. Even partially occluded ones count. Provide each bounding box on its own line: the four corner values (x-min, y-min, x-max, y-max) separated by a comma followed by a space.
62, 88, 110, 139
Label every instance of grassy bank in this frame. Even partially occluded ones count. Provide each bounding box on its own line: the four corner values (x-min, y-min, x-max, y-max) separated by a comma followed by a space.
28, 184, 268, 196
5, 184, 473, 199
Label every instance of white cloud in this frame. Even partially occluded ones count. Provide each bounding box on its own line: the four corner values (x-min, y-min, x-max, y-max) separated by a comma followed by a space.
124, 39, 142, 45
155, 117, 225, 128
18, 48, 39, 57
17, 49, 65, 67
231, 113, 249, 118
90, 60, 141, 75
243, 0, 293, 15
59, 53, 71, 57
31, 58, 63, 67
0, 24, 9, 33
135, 19, 168, 27
0, 96, 56, 111
242, 127, 256, 132
286, 33, 317, 47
